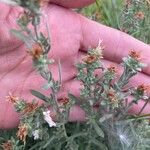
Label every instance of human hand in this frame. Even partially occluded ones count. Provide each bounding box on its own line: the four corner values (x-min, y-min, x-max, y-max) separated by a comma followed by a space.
0, 0, 150, 129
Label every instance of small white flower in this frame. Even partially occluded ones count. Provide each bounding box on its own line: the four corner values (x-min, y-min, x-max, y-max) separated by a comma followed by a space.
32, 130, 39, 140
143, 95, 149, 100
0, 0, 18, 6
136, 67, 142, 72
43, 110, 56, 127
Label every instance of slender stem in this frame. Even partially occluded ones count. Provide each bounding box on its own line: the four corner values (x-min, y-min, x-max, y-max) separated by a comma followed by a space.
34, 24, 39, 41
58, 59, 62, 86
62, 124, 74, 150
69, 132, 88, 140
117, 102, 134, 120
118, 99, 139, 120
51, 88, 61, 119
91, 119, 104, 139
138, 98, 150, 115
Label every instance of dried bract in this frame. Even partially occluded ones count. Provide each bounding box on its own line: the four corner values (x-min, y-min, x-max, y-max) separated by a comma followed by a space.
17, 124, 28, 143
6, 92, 19, 104
23, 102, 39, 115
1, 141, 13, 150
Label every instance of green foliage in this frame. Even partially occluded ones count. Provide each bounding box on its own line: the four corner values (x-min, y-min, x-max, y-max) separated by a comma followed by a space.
82, 0, 150, 44
1, 0, 150, 150
81, 0, 123, 29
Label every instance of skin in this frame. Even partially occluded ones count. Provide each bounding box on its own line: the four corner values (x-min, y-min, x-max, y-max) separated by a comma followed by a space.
0, 0, 150, 129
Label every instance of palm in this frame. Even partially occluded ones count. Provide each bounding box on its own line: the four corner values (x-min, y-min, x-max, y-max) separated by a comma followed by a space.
0, 4, 85, 128
0, 2, 150, 129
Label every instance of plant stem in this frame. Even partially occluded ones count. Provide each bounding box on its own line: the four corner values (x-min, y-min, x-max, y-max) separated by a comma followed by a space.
34, 24, 39, 41
138, 98, 150, 115
62, 124, 74, 150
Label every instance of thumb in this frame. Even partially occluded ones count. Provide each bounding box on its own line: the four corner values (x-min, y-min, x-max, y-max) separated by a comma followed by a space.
0, 3, 23, 54
0, 0, 17, 6
50, 0, 95, 8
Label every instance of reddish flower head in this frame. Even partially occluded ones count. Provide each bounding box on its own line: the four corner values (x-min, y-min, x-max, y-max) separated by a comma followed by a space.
83, 55, 98, 64
135, 11, 145, 20
129, 50, 141, 60
58, 97, 69, 105
107, 65, 117, 73
1, 141, 13, 150
23, 102, 39, 115
137, 84, 150, 95
27, 43, 43, 60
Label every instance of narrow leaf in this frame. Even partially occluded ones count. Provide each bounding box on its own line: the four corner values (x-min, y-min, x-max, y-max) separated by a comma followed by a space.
10, 29, 33, 48
68, 93, 80, 104
30, 89, 50, 102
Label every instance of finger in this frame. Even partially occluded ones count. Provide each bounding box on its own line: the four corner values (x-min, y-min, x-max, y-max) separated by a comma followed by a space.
59, 79, 86, 121
129, 99, 150, 115
49, 0, 95, 8
102, 60, 150, 89
1, 58, 149, 128
79, 15, 150, 75
62, 73, 150, 122
0, 100, 20, 129
63, 60, 150, 121
63, 53, 150, 95
68, 99, 150, 122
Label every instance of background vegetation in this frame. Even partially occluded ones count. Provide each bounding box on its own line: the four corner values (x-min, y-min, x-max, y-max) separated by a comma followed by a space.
81, 0, 150, 44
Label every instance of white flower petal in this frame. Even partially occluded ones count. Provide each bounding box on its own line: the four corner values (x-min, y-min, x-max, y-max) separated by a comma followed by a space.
32, 130, 39, 140
43, 110, 56, 127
